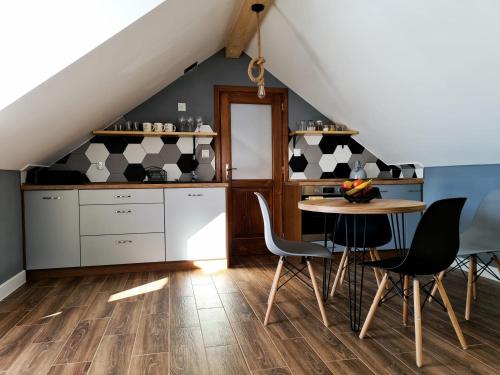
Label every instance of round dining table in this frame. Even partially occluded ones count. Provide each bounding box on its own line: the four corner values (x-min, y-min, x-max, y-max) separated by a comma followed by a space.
298, 197, 426, 331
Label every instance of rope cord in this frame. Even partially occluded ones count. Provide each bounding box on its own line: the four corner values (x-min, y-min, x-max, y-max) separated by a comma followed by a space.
247, 10, 265, 86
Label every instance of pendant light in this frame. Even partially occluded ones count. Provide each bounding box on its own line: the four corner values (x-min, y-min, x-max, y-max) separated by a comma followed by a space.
247, 3, 266, 98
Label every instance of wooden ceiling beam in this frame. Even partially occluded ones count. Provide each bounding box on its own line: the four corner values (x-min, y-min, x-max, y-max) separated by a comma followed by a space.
225, 0, 272, 58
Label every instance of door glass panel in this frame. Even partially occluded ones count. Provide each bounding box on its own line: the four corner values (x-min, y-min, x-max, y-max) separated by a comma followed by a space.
230, 103, 272, 179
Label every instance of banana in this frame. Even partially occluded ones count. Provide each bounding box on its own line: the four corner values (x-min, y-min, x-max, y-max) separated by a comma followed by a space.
346, 179, 373, 196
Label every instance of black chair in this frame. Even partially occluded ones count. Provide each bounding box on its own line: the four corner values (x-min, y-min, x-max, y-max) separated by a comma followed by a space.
330, 194, 393, 297
359, 198, 468, 368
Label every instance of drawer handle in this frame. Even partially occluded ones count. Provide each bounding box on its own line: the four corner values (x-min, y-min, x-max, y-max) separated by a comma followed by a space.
116, 240, 133, 244
114, 195, 132, 198
379, 190, 389, 193
114, 210, 132, 214
188, 193, 203, 197
42, 196, 61, 200
408, 189, 421, 193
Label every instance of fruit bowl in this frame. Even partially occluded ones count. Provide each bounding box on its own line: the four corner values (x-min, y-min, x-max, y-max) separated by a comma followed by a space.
341, 179, 378, 203
342, 186, 379, 203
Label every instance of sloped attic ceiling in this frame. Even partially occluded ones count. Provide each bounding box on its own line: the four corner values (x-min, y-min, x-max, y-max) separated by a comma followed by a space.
246, 0, 500, 167
0, 0, 242, 170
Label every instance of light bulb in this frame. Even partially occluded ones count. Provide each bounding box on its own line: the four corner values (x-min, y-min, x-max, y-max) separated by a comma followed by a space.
257, 84, 266, 99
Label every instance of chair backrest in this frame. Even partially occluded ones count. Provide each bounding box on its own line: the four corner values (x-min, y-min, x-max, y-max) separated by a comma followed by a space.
254, 192, 286, 256
461, 189, 500, 250
404, 197, 466, 274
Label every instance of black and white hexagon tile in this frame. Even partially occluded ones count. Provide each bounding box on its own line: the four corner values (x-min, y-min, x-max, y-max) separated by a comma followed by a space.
48, 130, 420, 182
48, 132, 216, 182
288, 134, 423, 180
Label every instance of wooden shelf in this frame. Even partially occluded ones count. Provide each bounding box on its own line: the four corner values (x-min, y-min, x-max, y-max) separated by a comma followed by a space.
289, 130, 359, 136
93, 130, 218, 137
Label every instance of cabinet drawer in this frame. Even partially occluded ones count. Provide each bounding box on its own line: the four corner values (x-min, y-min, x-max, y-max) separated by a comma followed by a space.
80, 203, 164, 235
79, 189, 163, 205
81, 233, 165, 266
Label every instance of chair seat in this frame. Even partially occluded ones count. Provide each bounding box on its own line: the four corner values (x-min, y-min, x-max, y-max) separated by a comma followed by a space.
274, 238, 334, 258
457, 247, 499, 256
361, 256, 445, 276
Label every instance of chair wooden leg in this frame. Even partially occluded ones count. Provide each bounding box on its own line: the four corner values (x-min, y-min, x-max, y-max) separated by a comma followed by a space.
369, 249, 381, 287
264, 257, 284, 326
330, 249, 348, 297
403, 275, 410, 326
359, 273, 388, 339
472, 256, 477, 301
428, 270, 445, 303
465, 255, 476, 321
372, 249, 387, 289
493, 254, 500, 273
339, 248, 349, 285
435, 276, 468, 350
306, 259, 329, 327
413, 278, 423, 368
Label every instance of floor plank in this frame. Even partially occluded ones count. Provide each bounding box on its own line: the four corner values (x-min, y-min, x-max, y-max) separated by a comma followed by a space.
87, 334, 135, 375
272, 337, 332, 375
325, 359, 374, 375
47, 362, 90, 375
133, 313, 169, 355
193, 284, 222, 309
170, 326, 209, 375
105, 301, 142, 335
231, 320, 285, 371
129, 353, 169, 375
0, 325, 41, 371
17, 295, 68, 326
55, 318, 109, 364
34, 306, 87, 343
198, 308, 237, 347
6, 340, 63, 375
170, 296, 199, 328
219, 293, 257, 323
206, 345, 250, 375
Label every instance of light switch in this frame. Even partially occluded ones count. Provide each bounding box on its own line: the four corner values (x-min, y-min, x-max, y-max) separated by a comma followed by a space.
97, 161, 105, 170
293, 148, 301, 157
178, 102, 186, 111
201, 149, 210, 158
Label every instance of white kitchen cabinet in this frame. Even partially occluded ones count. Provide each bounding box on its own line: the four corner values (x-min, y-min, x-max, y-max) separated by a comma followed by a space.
24, 190, 80, 269
164, 188, 226, 261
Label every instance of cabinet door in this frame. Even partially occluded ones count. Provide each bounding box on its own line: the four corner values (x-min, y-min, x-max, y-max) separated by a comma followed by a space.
377, 185, 422, 249
24, 190, 80, 269
164, 188, 226, 261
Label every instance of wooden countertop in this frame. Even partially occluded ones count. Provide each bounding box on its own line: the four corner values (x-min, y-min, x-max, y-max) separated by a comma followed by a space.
298, 198, 426, 215
21, 182, 229, 191
284, 178, 423, 186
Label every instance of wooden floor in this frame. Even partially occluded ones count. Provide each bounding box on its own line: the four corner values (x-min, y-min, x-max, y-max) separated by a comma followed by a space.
0, 256, 498, 375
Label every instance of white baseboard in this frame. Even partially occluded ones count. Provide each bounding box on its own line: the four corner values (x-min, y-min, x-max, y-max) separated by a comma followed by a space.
0, 270, 26, 301
452, 260, 499, 282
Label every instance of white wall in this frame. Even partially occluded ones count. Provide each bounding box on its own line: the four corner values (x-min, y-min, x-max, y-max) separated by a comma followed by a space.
0, 0, 242, 170
247, 0, 500, 167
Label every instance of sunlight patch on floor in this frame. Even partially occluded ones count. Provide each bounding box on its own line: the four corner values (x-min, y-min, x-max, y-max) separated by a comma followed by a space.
108, 277, 168, 302
193, 259, 227, 274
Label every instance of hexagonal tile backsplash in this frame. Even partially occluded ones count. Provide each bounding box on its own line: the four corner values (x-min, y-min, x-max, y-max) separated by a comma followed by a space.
289, 135, 423, 180
48, 133, 421, 183
49, 135, 216, 182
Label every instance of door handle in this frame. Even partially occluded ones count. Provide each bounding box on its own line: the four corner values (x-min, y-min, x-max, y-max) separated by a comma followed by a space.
114, 210, 132, 214
42, 196, 61, 200
225, 163, 237, 179
114, 195, 132, 199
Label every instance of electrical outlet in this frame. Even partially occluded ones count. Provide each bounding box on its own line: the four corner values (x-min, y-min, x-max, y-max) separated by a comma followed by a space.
178, 102, 186, 111
97, 161, 104, 170
293, 148, 301, 157
201, 149, 210, 158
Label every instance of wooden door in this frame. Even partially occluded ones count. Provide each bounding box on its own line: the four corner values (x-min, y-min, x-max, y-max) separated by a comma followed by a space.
215, 86, 287, 260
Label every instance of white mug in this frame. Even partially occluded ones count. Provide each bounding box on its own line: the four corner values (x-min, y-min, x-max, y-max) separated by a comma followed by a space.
142, 122, 153, 132
164, 123, 176, 132
153, 122, 164, 132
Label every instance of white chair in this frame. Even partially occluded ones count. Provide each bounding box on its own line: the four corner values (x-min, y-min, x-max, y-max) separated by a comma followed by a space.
255, 192, 333, 326
429, 189, 500, 320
